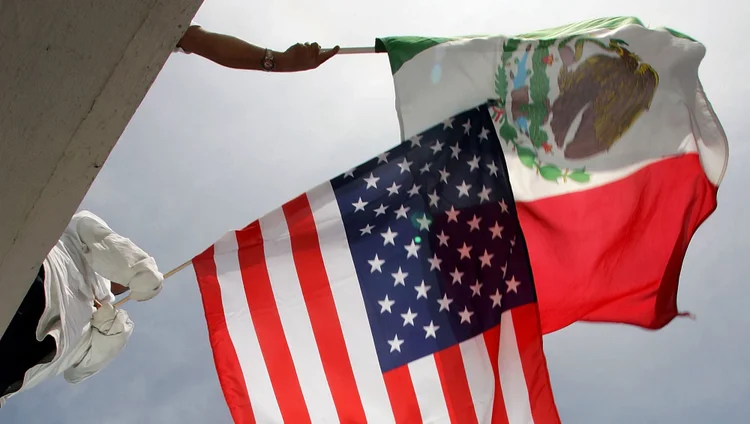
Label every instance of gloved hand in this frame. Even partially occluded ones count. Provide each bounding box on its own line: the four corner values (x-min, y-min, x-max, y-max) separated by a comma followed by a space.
91, 303, 131, 335
128, 268, 163, 302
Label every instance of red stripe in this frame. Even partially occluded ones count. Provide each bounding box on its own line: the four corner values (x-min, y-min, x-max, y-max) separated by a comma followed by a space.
511, 304, 561, 424
435, 346, 479, 424
383, 365, 423, 424
193, 247, 255, 424
282, 195, 368, 423
235, 223, 312, 424
482, 327, 509, 424
517, 154, 718, 334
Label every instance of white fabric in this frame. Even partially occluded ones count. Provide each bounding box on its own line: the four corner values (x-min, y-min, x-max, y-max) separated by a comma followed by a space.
0, 211, 163, 405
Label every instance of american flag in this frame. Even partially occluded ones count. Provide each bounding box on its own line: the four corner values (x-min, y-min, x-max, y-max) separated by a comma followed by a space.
193, 103, 560, 424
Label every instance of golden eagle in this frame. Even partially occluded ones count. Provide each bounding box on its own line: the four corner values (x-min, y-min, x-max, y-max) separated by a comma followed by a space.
550, 39, 659, 159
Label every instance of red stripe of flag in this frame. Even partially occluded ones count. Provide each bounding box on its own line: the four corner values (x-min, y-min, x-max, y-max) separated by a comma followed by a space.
434, 345, 479, 424
383, 366, 423, 424
193, 247, 256, 424
482, 327, 509, 424
512, 304, 561, 424
235, 223, 312, 424
282, 194, 368, 423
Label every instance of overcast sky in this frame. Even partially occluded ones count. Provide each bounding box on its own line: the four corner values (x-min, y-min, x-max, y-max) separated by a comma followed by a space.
1, 1, 747, 423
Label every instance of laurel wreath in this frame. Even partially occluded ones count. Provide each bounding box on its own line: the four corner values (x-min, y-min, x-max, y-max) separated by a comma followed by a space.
493, 39, 591, 184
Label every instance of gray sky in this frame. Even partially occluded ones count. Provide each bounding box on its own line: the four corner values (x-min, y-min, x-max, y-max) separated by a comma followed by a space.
2, 1, 747, 422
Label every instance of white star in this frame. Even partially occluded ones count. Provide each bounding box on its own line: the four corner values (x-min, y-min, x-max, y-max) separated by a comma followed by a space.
394, 204, 410, 220
467, 215, 482, 232
407, 184, 421, 197
437, 230, 450, 247
489, 222, 503, 239
456, 181, 472, 198
364, 173, 380, 189
430, 140, 444, 154
462, 119, 472, 134
416, 214, 431, 231
479, 249, 494, 268
423, 321, 440, 339
506, 275, 521, 293
388, 334, 404, 352
414, 281, 431, 299
409, 135, 422, 147
450, 144, 462, 159
378, 294, 395, 313
501, 262, 508, 278
470, 280, 483, 297
368, 254, 385, 273
419, 163, 431, 174
401, 308, 418, 326
442, 118, 454, 129
391, 267, 408, 286
479, 127, 490, 141
446, 206, 460, 223
499, 199, 509, 214
477, 185, 492, 203
467, 155, 480, 172
359, 224, 374, 235
352, 197, 368, 212
386, 182, 401, 196
428, 190, 440, 208
449, 268, 464, 285
510, 236, 516, 247
437, 294, 454, 312
374, 204, 389, 216
457, 242, 473, 260
377, 152, 390, 163
439, 167, 451, 183
490, 289, 502, 308
487, 161, 499, 177
344, 168, 356, 178
381, 227, 398, 246
428, 254, 442, 271
397, 158, 413, 174
404, 239, 421, 258
459, 306, 474, 324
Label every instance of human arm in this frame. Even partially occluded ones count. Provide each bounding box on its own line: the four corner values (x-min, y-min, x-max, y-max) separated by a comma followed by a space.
70, 211, 162, 302
63, 304, 133, 384
176, 25, 340, 72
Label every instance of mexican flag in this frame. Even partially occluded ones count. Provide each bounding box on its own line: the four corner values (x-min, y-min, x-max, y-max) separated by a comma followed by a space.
375, 17, 728, 334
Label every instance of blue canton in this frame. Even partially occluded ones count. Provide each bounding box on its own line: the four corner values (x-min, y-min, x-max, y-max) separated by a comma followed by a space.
330, 103, 537, 373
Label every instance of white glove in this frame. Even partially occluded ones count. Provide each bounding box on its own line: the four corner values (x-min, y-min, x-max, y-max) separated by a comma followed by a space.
128, 258, 164, 302
91, 303, 131, 335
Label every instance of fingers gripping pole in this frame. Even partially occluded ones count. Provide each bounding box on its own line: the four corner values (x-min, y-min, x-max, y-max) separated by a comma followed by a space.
113, 259, 192, 308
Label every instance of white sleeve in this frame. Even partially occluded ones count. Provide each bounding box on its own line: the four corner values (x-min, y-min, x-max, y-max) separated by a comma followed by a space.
71, 210, 163, 302
63, 304, 134, 384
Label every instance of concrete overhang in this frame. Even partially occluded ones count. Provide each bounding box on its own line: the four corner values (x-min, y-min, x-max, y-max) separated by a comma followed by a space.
0, 0, 203, 337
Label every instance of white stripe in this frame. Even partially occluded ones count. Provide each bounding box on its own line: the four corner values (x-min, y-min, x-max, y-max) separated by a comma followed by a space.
459, 335, 496, 423
408, 354, 451, 424
307, 183, 396, 423
498, 310, 534, 424
260, 209, 339, 424
213, 232, 283, 423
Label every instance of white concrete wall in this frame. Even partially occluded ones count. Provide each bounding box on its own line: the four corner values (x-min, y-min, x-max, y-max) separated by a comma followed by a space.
0, 0, 203, 337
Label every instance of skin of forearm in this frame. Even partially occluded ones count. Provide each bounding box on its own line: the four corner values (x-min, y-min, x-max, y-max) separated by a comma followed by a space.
179, 28, 292, 71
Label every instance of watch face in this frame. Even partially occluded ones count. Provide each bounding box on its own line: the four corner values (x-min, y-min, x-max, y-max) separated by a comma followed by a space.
263, 59, 274, 70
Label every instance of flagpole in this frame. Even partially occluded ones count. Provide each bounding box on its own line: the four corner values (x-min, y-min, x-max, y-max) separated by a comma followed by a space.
113, 259, 192, 307
326, 46, 378, 54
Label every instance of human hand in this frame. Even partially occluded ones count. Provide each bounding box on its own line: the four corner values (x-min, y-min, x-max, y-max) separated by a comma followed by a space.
276, 43, 340, 72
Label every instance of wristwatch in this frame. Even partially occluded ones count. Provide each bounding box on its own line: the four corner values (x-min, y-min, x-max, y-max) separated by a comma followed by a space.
262, 49, 275, 72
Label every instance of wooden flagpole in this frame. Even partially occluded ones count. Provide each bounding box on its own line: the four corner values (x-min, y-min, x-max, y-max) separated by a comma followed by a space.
113, 259, 192, 307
